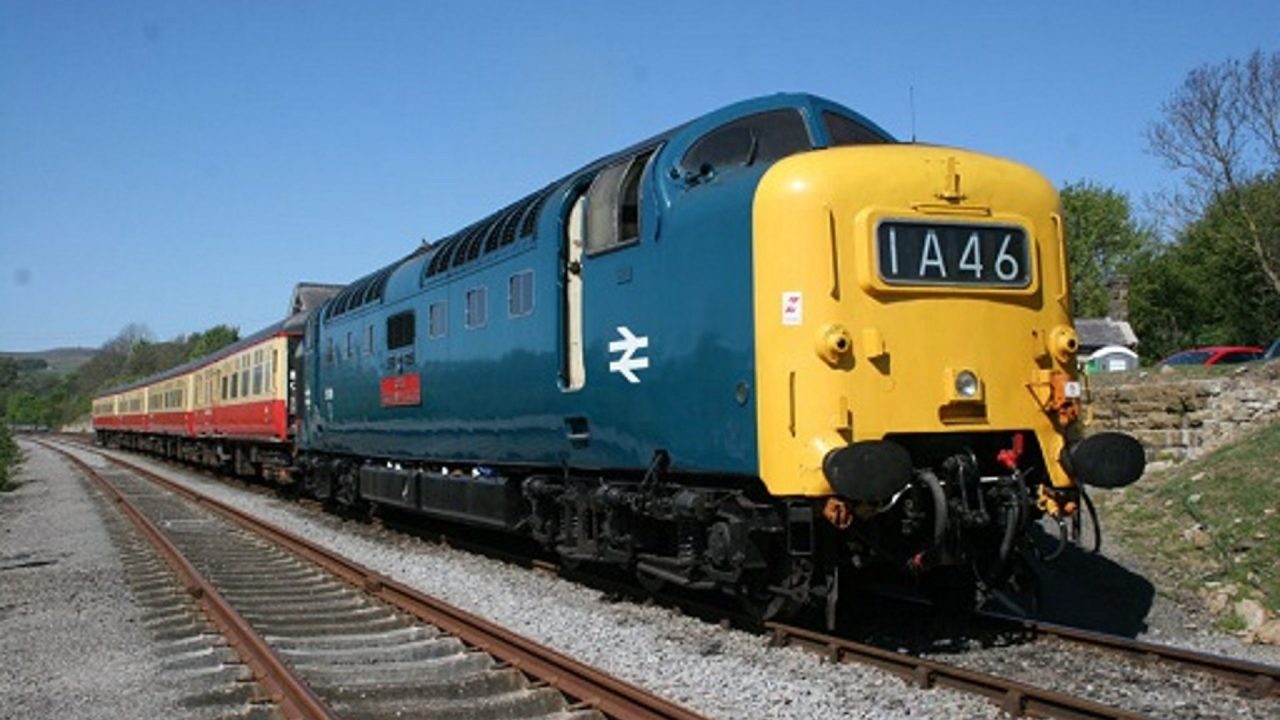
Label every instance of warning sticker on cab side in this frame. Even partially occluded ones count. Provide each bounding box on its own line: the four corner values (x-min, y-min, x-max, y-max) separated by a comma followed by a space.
782, 291, 803, 326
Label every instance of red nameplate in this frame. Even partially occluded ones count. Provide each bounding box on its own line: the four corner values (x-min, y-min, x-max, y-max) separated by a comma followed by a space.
380, 373, 422, 407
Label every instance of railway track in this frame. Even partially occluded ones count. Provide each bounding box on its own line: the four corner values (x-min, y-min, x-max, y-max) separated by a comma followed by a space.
50, 437, 1280, 719
40, 439, 705, 720
975, 610, 1280, 700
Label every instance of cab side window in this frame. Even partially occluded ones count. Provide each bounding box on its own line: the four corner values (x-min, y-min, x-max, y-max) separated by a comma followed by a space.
823, 111, 891, 146
584, 149, 655, 256
680, 109, 811, 177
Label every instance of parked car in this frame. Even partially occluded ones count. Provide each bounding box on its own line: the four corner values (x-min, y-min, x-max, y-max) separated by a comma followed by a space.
1159, 346, 1265, 366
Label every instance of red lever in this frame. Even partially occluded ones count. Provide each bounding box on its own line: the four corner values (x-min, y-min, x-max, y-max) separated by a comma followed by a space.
997, 432, 1025, 471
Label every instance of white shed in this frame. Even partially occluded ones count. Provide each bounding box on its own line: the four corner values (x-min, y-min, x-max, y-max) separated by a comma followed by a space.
1083, 345, 1139, 374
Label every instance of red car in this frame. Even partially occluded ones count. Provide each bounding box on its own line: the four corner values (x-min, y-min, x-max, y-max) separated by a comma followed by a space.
1159, 345, 1265, 366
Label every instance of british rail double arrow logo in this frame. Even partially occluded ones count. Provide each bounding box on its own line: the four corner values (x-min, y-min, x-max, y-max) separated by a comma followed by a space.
608, 326, 649, 384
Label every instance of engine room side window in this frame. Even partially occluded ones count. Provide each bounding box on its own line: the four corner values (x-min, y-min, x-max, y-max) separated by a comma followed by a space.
679, 109, 811, 176
822, 111, 891, 146
386, 310, 415, 350
508, 270, 534, 317
584, 149, 655, 256
465, 287, 488, 329
428, 301, 448, 338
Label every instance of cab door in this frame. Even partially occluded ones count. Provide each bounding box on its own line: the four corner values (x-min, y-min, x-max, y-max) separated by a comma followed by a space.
559, 149, 657, 461
561, 195, 586, 391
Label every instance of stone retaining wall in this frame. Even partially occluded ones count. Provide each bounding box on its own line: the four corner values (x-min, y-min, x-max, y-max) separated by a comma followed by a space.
1086, 361, 1280, 467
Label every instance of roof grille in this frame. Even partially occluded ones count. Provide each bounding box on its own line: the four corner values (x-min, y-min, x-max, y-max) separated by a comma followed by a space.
423, 184, 553, 281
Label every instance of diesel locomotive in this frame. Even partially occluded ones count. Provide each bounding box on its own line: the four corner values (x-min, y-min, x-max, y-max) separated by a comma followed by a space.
93, 93, 1145, 619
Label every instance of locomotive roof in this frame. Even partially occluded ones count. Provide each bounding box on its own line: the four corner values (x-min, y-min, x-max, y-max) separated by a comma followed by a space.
94, 93, 888, 401
316, 92, 888, 324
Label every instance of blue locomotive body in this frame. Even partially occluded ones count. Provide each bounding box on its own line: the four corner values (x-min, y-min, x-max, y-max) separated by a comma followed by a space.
301, 94, 882, 479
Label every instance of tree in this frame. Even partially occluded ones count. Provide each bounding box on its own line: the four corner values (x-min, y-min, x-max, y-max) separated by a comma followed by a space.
1060, 182, 1158, 317
1147, 49, 1280, 297
0, 357, 17, 390
120, 339, 187, 381
103, 323, 153, 354
1127, 175, 1280, 360
186, 324, 240, 361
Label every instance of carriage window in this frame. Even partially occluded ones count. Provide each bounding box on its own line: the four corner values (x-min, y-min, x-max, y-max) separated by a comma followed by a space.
680, 109, 810, 176
823, 111, 891, 146
584, 149, 654, 256
387, 310, 415, 349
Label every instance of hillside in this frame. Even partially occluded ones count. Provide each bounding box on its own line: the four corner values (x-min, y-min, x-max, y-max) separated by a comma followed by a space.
1097, 419, 1280, 640
0, 347, 98, 374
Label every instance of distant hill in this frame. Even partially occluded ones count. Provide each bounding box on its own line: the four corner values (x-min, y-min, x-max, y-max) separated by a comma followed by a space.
0, 347, 98, 374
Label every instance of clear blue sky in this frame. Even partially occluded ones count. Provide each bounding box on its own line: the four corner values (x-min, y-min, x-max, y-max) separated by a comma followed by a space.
2, 1, 1277, 351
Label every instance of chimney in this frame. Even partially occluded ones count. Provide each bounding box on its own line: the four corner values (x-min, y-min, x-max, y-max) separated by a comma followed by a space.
1107, 275, 1130, 321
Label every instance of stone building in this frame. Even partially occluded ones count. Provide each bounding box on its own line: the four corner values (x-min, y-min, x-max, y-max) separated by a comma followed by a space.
1076, 276, 1140, 373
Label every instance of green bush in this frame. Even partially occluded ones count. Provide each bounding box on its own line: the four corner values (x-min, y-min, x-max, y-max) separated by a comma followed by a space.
0, 424, 18, 492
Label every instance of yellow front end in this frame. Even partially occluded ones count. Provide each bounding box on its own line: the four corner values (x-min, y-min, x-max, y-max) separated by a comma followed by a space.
753, 145, 1080, 499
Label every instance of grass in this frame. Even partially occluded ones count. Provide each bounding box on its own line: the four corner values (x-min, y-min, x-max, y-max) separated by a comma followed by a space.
0, 424, 20, 492
1097, 419, 1280, 618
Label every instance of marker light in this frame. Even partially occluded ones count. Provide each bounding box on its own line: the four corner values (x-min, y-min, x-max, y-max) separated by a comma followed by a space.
954, 370, 980, 399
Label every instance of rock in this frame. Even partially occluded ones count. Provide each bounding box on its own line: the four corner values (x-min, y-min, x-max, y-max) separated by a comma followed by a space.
1204, 590, 1231, 615
1234, 598, 1269, 632
1254, 619, 1280, 645
1190, 471, 1206, 482
1183, 524, 1212, 548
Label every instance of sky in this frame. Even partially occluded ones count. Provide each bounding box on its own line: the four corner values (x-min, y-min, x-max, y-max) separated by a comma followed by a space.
2, 1, 1277, 351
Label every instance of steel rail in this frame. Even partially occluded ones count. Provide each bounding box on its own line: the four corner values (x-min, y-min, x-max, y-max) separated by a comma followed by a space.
45, 442, 336, 720
62, 441, 707, 720
979, 610, 1280, 699
765, 622, 1154, 720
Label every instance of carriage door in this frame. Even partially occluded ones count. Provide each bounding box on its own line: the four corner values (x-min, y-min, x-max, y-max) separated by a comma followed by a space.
289, 336, 305, 431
